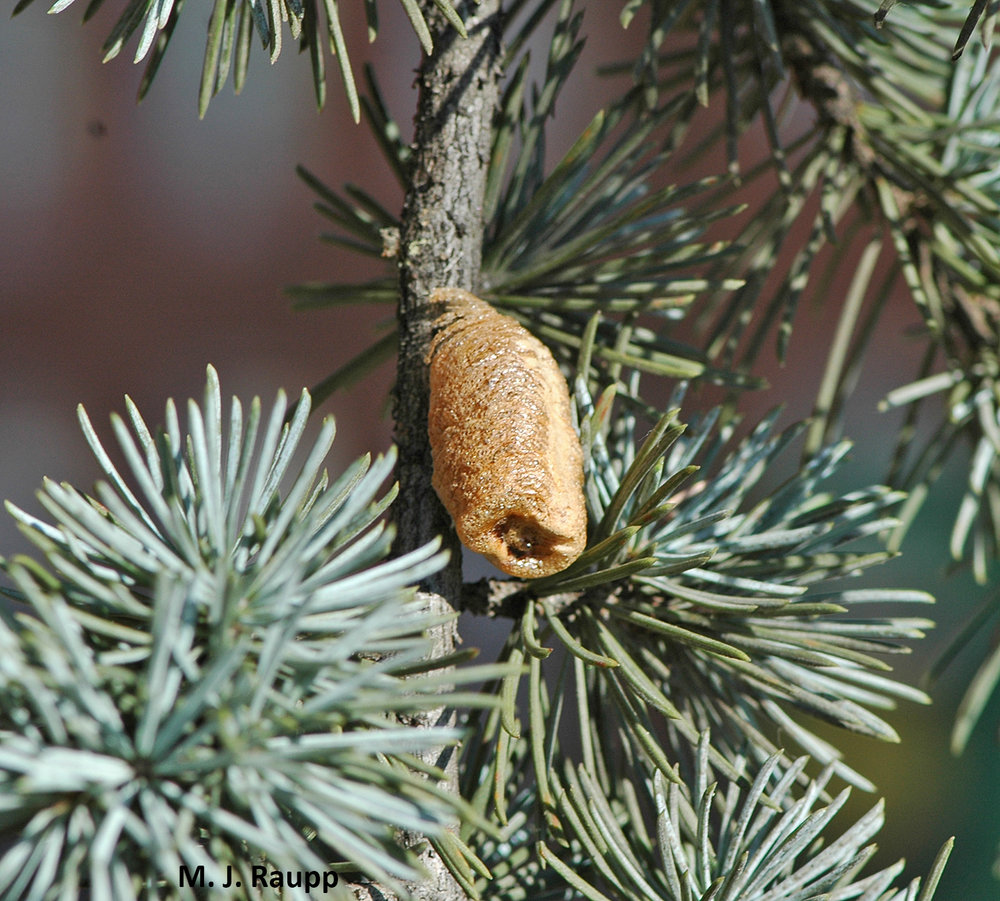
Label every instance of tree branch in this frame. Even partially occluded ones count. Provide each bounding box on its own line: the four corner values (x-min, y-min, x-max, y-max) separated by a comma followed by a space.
394, 0, 502, 599
358, 3, 503, 899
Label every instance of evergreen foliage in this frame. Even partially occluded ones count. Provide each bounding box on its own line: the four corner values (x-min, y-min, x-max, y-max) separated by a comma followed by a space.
469, 735, 954, 900
0, 369, 504, 899
10, 0, 468, 117
7, 0, 1000, 896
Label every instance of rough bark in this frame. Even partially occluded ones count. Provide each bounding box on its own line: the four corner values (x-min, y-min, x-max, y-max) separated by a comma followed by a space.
393, 0, 503, 595
350, 3, 502, 900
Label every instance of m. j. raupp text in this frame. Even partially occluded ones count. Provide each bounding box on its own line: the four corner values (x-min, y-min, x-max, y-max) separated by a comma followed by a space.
178, 864, 340, 893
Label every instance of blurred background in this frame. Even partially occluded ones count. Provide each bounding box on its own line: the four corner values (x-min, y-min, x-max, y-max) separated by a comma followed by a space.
2, 2, 998, 896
